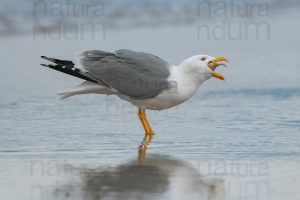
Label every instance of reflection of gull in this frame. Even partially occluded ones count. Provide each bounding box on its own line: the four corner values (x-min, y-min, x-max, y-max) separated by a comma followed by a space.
54, 142, 225, 200
41, 49, 228, 137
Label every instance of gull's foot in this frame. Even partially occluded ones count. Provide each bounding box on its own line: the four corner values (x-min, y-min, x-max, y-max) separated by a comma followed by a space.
141, 133, 154, 146
147, 130, 155, 136
143, 131, 155, 139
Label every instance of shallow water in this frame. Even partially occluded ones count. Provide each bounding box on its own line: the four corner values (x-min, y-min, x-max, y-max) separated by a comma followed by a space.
1, 12, 300, 200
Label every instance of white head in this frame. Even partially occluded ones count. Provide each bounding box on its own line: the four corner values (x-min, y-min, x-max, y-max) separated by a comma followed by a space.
180, 55, 229, 82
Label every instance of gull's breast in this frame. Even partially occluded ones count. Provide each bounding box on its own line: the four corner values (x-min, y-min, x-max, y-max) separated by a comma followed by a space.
122, 67, 202, 110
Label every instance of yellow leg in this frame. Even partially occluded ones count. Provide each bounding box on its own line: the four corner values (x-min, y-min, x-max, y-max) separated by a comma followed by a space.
138, 108, 149, 136
138, 109, 155, 165
140, 109, 155, 136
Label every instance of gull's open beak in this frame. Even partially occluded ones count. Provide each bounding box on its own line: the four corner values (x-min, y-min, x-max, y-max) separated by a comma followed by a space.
208, 57, 229, 81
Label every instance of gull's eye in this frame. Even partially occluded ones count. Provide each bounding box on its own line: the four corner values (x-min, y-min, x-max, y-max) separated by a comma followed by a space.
201, 57, 206, 61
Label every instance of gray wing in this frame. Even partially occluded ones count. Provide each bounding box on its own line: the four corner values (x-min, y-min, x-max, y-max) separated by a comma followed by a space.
79, 49, 171, 99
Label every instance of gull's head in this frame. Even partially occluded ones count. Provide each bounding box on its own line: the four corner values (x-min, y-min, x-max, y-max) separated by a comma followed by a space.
181, 55, 229, 81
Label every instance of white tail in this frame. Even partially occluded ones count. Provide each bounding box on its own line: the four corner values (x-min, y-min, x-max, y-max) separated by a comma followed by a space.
58, 81, 112, 99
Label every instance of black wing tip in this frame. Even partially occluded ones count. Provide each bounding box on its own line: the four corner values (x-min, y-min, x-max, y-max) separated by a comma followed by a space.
41, 56, 49, 60
41, 56, 55, 63
39, 63, 98, 83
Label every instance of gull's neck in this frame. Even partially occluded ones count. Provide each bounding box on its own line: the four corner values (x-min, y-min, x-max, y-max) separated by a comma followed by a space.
167, 64, 209, 102
172, 63, 209, 88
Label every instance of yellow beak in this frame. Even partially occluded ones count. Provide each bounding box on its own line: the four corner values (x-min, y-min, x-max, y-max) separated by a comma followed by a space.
212, 57, 229, 63
212, 71, 225, 80
209, 57, 229, 81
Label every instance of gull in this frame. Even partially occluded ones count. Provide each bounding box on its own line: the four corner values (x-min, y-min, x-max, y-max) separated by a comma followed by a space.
41, 49, 228, 138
